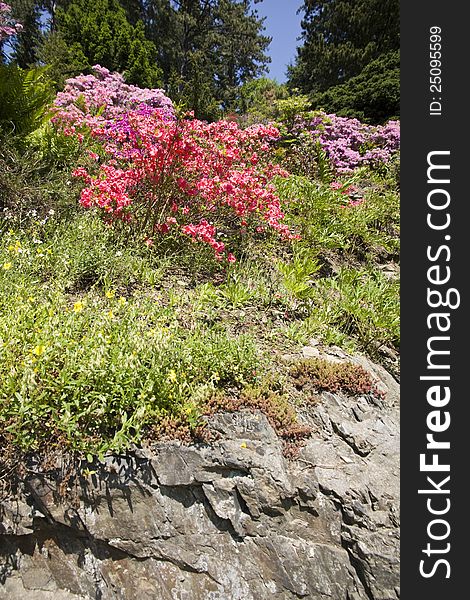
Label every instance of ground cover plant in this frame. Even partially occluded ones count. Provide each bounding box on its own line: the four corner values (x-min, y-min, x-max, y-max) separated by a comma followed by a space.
0, 4, 399, 470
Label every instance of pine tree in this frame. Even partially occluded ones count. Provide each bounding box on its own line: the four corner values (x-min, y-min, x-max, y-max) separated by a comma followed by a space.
40, 0, 162, 87
142, 0, 271, 118
288, 0, 399, 94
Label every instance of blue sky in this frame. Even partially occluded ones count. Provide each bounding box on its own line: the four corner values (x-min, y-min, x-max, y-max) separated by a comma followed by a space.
255, 0, 304, 83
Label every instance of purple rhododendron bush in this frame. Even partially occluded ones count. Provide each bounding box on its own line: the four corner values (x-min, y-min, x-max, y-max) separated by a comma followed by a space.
0, 58, 399, 460
307, 113, 400, 173
284, 111, 400, 175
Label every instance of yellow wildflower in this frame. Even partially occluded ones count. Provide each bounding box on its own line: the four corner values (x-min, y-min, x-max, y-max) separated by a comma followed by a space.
32, 345, 45, 356
167, 369, 177, 383
105, 290, 115, 299
8, 240, 21, 253
118, 296, 127, 305
73, 301, 84, 313
2, 263, 12, 270
107, 310, 114, 318
240, 442, 247, 449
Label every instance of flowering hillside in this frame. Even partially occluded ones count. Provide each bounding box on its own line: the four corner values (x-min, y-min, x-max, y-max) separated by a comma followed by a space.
0, 62, 399, 461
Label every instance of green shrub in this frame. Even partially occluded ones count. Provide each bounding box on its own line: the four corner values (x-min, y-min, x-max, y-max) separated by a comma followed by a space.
0, 213, 262, 456
310, 51, 400, 124
0, 65, 54, 140
277, 175, 400, 262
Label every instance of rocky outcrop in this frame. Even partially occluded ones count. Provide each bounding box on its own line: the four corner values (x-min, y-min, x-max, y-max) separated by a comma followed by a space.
0, 350, 399, 600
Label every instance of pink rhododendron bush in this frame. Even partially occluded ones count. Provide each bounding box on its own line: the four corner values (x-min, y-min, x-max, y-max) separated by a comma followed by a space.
53, 67, 296, 261
72, 111, 295, 261
52, 65, 174, 133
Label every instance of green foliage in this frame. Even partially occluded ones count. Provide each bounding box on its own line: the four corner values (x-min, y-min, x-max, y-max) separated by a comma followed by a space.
279, 267, 399, 358
277, 175, 399, 261
274, 174, 399, 357
144, 0, 271, 119
278, 134, 326, 182
41, 0, 162, 88
289, 0, 399, 94
8, 0, 42, 67
234, 77, 288, 124
314, 268, 399, 351
219, 271, 256, 307
274, 93, 313, 132
277, 250, 321, 301
27, 121, 84, 166
36, 30, 88, 89
0, 64, 54, 139
0, 213, 259, 455
310, 51, 400, 123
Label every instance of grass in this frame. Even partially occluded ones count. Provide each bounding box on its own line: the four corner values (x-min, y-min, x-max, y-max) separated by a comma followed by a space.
0, 159, 399, 460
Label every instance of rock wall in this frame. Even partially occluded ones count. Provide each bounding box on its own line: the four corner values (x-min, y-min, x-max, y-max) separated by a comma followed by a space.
0, 351, 399, 599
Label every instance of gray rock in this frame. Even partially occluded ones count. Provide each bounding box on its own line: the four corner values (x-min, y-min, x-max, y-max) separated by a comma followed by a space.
0, 351, 399, 600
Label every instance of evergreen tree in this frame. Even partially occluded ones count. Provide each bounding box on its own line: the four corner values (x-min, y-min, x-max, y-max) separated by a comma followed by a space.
142, 0, 271, 118
310, 50, 400, 123
8, 0, 42, 67
119, 0, 143, 25
40, 0, 162, 87
288, 0, 399, 94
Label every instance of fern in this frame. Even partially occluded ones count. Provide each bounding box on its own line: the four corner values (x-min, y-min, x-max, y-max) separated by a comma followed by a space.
314, 140, 332, 184
0, 65, 54, 138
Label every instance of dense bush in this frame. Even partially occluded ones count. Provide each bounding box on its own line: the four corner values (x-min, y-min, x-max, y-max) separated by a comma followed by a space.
286, 112, 400, 175
310, 51, 400, 124
50, 68, 297, 261
52, 64, 174, 129
233, 78, 289, 126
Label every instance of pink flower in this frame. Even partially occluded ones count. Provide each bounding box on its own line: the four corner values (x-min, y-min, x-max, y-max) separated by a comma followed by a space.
63, 83, 297, 261
87, 151, 99, 161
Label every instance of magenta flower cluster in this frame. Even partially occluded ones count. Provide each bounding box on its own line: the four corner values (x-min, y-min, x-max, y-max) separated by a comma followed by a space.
0, 3, 22, 42
52, 65, 174, 134
69, 110, 296, 261
297, 113, 400, 173
52, 66, 297, 261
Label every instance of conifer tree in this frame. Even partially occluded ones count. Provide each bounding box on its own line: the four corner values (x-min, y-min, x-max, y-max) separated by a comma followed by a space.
288, 0, 399, 94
